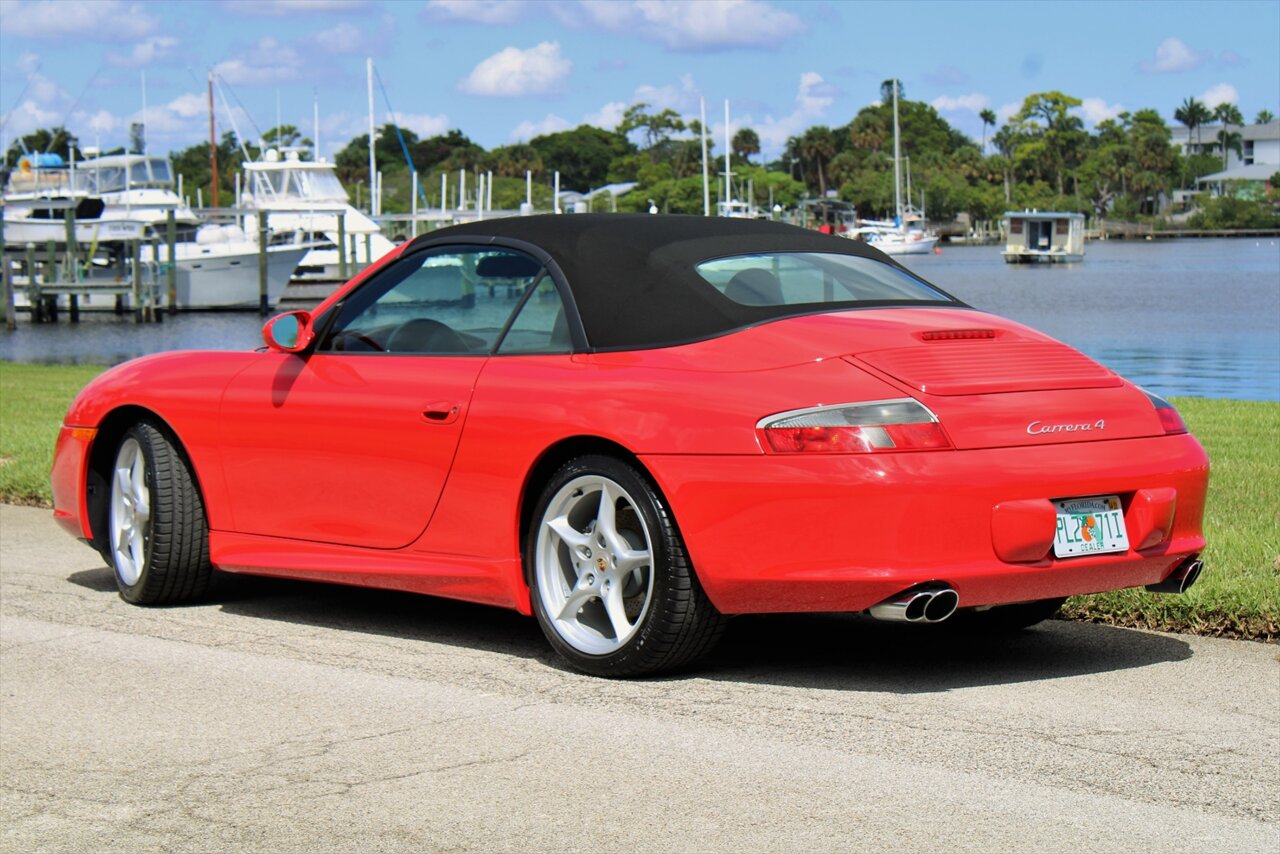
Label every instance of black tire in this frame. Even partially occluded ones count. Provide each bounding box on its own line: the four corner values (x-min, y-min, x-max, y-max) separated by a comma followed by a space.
526, 455, 725, 677
106, 422, 213, 605
945, 597, 1066, 633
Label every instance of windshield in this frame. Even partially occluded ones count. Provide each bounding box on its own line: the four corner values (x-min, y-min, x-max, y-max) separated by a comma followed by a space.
695, 252, 953, 307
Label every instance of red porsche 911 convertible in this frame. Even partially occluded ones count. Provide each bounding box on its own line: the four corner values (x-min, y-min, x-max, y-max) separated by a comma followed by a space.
51, 215, 1209, 676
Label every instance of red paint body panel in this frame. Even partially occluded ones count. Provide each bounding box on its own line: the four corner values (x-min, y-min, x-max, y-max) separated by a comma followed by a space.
642, 433, 1208, 613
51, 427, 94, 539
50, 297, 1209, 619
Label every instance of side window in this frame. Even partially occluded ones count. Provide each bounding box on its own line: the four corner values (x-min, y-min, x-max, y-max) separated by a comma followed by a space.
318, 247, 544, 355
497, 279, 572, 354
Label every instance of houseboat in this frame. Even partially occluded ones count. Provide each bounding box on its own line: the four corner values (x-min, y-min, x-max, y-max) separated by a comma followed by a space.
1002, 210, 1085, 263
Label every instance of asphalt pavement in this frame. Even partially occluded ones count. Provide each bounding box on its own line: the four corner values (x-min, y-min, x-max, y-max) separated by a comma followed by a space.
2, 503, 1277, 852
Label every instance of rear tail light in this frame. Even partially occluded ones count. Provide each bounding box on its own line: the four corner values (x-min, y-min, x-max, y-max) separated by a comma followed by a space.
1142, 389, 1187, 435
757, 398, 952, 454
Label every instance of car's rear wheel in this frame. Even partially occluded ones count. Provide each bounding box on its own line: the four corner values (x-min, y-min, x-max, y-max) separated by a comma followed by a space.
108, 422, 212, 605
947, 597, 1067, 633
528, 455, 724, 677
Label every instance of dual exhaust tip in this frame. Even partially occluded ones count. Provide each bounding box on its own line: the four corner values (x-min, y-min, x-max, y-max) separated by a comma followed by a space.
1145, 557, 1204, 595
869, 556, 1203, 625
869, 585, 959, 624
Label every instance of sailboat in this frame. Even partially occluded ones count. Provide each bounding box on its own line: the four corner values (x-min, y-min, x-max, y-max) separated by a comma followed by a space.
858, 81, 938, 256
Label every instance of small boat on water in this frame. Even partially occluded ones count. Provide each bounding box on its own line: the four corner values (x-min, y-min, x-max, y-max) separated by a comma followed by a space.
1002, 211, 1085, 263
843, 80, 938, 256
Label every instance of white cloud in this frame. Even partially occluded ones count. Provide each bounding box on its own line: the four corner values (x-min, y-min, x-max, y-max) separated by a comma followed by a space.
426, 0, 528, 24
458, 42, 571, 97
996, 101, 1021, 124
511, 114, 571, 141
0, 0, 158, 40
583, 101, 627, 131
746, 71, 836, 154
214, 38, 307, 85
107, 36, 179, 68
1199, 83, 1239, 109
305, 22, 376, 55
166, 93, 207, 119
81, 110, 123, 135
634, 73, 701, 113
931, 93, 991, 114
1079, 98, 1125, 126
223, 0, 372, 16
388, 111, 451, 139
1140, 37, 1207, 73
1, 99, 61, 137
566, 0, 805, 51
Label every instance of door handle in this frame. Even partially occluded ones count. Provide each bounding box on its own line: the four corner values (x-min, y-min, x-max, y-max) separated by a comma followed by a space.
421, 402, 461, 425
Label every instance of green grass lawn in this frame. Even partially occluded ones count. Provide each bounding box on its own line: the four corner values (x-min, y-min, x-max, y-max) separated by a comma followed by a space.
2, 361, 1276, 640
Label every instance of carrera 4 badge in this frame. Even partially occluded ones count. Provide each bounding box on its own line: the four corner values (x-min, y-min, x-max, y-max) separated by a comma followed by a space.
1026, 419, 1106, 435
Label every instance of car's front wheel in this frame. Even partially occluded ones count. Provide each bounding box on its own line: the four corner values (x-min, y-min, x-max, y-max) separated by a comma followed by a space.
528, 455, 724, 677
108, 422, 212, 605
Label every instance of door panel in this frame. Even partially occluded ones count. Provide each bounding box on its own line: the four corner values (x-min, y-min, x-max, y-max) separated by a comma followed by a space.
218, 353, 483, 549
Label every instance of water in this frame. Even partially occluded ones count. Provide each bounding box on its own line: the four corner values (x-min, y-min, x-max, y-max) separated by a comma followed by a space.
2, 238, 1277, 401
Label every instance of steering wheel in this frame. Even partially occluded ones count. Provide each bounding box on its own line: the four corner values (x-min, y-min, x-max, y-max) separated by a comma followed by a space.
385, 318, 469, 354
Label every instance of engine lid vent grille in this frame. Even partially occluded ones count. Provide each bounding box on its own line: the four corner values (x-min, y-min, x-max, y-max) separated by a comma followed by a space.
852, 340, 1119, 396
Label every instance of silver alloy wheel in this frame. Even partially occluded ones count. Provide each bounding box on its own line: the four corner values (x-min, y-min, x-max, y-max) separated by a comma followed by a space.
535, 474, 655, 655
110, 437, 150, 586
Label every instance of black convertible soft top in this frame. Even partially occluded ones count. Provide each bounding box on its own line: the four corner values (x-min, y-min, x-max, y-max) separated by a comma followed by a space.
408, 214, 957, 350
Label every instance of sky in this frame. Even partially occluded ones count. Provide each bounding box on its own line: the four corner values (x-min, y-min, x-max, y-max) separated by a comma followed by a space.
1, 0, 1278, 163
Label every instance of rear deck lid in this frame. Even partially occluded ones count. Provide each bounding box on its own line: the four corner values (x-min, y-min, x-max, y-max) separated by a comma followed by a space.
847, 322, 1165, 449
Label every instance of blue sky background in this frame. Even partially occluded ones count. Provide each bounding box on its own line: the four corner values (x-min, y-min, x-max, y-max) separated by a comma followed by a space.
2, 0, 1278, 161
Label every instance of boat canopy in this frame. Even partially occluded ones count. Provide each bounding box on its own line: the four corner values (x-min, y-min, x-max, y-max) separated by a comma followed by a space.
84, 156, 175, 192
246, 166, 347, 202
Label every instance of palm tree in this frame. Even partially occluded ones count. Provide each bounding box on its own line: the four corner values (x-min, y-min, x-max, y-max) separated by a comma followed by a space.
1212, 103, 1245, 169
979, 108, 997, 152
731, 128, 760, 164
1174, 96, 1211, 154
799, 126, 837, 196
879, 78, 903, 106
1255, 109, 1276, 124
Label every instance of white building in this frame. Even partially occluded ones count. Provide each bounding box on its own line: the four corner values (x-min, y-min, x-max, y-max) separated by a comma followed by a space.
1170, 120, 1280, 188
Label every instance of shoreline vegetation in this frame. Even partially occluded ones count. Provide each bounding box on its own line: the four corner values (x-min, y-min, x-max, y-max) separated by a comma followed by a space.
9, 88, 1279, 233
1, 362, 1275, 642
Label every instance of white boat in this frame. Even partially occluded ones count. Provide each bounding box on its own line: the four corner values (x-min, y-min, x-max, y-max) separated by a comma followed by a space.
848, 81, 939, 256
1002, 211, 1085, 263
240, 148, 396, 280
3, 153, 308, 309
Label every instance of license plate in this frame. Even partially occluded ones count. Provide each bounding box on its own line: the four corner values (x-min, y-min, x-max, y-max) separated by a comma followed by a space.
1052, 495, 1129, 558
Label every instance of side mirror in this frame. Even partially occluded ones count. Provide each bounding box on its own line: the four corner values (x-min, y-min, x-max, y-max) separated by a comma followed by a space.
263, 310, 315, 353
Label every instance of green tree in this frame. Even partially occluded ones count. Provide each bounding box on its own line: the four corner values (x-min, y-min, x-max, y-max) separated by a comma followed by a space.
3, 126, 79, 166
1254, 109, 1276, 124
1174, 97, 1211, 154
732, 127, 761, 163
484, 143, 543, 177
1009, 91, 1087, 196
618, 103, 687, 161
1212, 102, 1244, 126
529, 124, 634, 192
979, 108, 997, 152
798, 125, 837, 196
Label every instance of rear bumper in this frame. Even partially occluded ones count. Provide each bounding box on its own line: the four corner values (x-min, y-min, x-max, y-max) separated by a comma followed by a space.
642, 434, 1208, 614
51, 426, 96, 541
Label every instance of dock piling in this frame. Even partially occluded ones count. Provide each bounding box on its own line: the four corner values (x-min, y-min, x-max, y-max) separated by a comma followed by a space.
337, 212, 347, 280
0, 209, 12, 332
166, 209, 177, 312
131, 240, 143, 323
258, 210, 269, 315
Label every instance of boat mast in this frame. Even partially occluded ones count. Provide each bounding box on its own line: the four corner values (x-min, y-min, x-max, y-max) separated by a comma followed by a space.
367, 57, 376, 216
208, 71, 218, 208
700, 96, 710, 216
723, 99, 731, 212
892, 79, 902, 227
